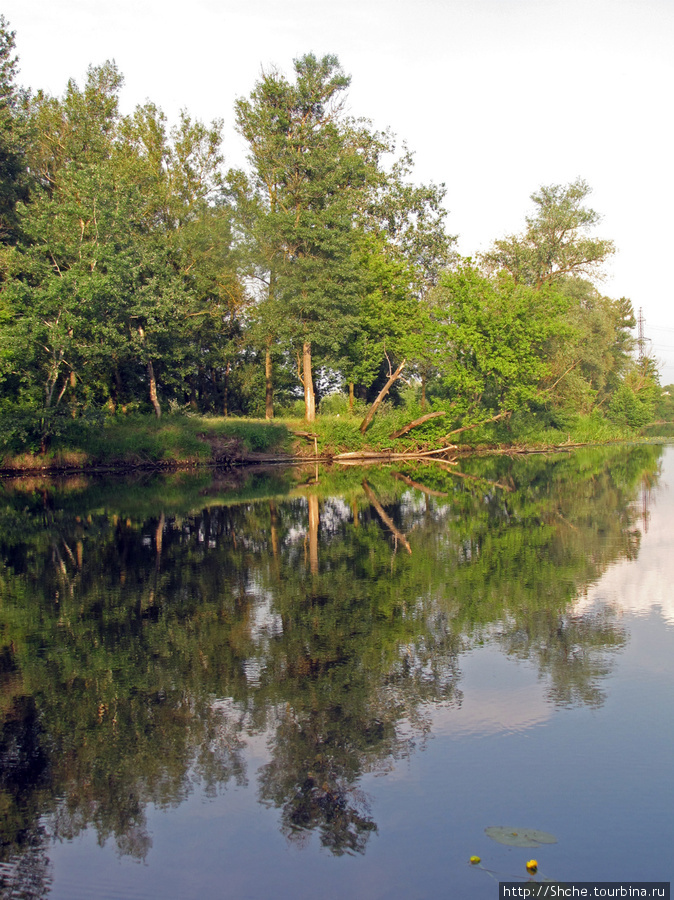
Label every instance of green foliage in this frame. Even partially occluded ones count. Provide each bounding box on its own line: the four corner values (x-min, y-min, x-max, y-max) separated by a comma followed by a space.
432, 263, 566, 416
318, 392, 352, 416
607, 380, 657, 429
654, 384, 674, 422
0, 21, 650, 452
481, 178, 614, 288
0, 50, 243, 424
0, 406, 107, 454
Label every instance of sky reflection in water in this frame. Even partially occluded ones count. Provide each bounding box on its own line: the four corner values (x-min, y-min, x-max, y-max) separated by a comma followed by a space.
0, 445, 672, 899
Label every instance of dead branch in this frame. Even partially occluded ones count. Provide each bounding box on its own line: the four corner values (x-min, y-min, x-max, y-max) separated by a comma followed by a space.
359, 360, 406, 434
390, 410, 447, 439
443, 410, 510, 439
540, 360, 580, 395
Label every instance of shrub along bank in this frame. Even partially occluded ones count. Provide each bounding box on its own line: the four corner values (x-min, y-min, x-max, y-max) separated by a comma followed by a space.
0, 405, 650, 473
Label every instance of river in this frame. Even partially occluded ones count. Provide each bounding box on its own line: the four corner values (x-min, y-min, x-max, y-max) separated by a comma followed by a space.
0, 444, 672, 898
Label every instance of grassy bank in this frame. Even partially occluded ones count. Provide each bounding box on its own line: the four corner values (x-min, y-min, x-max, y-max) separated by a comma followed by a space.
0, 414, 294, 472
0, 403, 655, 474
304, 407, 643, 455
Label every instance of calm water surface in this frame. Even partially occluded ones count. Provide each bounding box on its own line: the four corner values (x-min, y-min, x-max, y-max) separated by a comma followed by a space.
0, 445, 672, 899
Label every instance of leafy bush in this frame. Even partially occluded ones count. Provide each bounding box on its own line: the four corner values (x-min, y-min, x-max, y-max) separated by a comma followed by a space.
315, 417, 364, 451
608, 384, 656, 429
277, 399, 307, 418
319, 392, 351, 416
0, 406, 107, 454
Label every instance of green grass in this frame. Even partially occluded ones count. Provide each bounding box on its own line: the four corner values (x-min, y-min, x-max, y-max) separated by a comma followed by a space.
301, 407, 643, 455
0, 404, 650, 472
95, 415, 292, 462
0, 414, 293, 469
60, 409, 653, 464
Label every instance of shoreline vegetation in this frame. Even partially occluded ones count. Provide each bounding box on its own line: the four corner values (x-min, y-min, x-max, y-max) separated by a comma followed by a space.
1, 411, 669, 476
0, 25, 670, 470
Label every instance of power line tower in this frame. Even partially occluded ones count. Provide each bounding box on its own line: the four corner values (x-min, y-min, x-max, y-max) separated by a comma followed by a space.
637, 307, 645, 363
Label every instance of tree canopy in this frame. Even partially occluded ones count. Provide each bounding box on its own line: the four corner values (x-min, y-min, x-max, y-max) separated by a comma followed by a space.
481, 178, 615, 288
0, 19, 657, 444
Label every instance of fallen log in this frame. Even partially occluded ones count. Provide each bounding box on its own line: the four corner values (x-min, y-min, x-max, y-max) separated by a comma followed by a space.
333, 446, 457, 463
389, 410, 446, 439
443, 410, 511, 439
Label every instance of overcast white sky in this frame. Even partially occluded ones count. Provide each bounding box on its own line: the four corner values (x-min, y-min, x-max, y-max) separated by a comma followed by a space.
4, 0, 674, 381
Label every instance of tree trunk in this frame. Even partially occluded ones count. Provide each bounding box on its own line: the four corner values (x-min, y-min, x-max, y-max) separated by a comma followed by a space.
349, 381, 354, 411
112, 363, 123, 411
389, 410, 446, 439
189, 376, 198, 411
303, 341, 315, 423
265, 346, 274, 419
359, 360, 405, 434
148, 360, 161, 418
223, 362, 230, 417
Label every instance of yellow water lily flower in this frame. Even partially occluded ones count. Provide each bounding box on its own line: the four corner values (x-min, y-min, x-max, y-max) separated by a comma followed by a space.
526, 859, 538, 873
469, 856, 481, 865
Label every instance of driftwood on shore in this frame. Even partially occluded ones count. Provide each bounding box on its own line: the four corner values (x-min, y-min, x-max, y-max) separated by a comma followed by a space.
333, 445, 457, 464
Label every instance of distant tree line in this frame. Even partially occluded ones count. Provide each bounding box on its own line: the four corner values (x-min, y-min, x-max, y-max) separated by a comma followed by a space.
0, 16, 658, 436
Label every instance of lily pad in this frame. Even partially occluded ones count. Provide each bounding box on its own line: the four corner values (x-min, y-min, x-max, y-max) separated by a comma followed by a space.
485, 827, 557, 848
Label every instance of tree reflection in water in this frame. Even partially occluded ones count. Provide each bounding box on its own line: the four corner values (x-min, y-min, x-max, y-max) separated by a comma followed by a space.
0, 444, 661, 886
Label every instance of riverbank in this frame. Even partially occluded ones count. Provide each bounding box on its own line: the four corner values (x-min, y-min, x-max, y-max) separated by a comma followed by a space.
0, 409, 659, 475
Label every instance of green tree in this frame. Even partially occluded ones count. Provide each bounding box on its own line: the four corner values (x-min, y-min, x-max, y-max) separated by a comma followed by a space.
481, 178, 614, 289
1, 63, 242, 422
607, 356, 659, 428
540, 280, 637, 416
432, 262, 568, 419
341, 233, 419, 401
3, 65, 189, 417
0, 15, 28, 247
123, 104, 244, 414
235, 54, 374, 422
476, 180, 648, 427
348, 141, 455, 410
